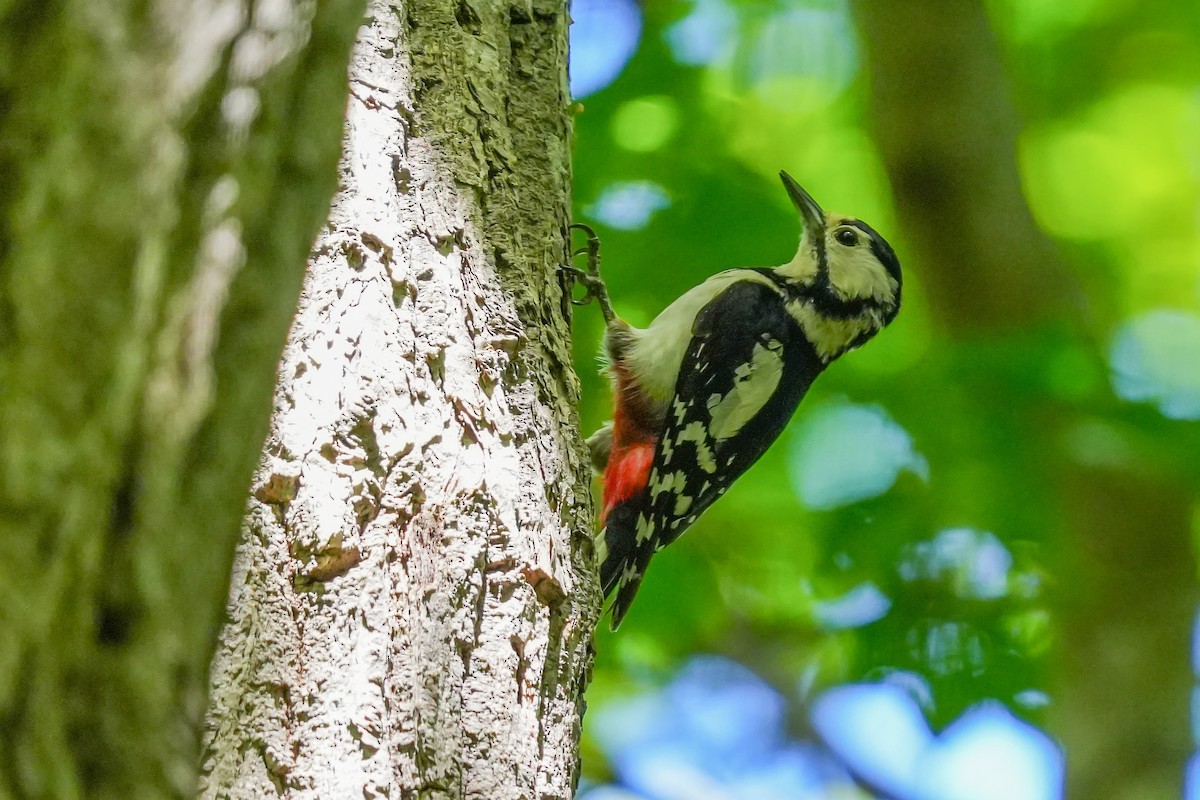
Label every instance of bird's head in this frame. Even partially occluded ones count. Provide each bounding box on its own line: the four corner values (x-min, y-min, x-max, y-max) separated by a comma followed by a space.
776, 170, 902, 359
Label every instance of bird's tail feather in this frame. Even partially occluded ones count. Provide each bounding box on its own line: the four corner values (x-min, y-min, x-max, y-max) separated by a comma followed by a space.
608, 568, 645, 630
598, 498, 649, 629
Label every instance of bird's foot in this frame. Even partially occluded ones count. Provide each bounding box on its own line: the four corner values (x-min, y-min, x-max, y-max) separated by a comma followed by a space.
561, 223, 615, 323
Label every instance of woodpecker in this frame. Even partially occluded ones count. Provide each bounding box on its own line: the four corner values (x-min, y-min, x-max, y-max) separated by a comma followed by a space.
566, 171, 902, 629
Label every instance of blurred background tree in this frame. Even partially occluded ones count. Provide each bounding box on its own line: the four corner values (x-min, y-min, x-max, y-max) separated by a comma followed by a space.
567, 1, 1200, 798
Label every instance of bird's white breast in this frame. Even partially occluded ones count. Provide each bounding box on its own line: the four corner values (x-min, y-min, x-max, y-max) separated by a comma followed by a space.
622, 269, 779, 408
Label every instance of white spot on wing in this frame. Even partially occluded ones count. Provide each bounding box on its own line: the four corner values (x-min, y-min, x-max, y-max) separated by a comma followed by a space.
672, 398, 688, 424
660, 436, 675, 465
707, 337, 785, 440
649, 470, 687, 499
674, 421, 717, 473
635, 514, 655, 543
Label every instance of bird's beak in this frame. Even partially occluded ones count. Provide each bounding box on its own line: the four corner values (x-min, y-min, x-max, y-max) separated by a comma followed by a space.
779, 171, 826, 241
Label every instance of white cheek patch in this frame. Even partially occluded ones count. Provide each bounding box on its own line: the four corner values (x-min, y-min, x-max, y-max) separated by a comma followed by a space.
705, 338, 784, 440
787, 301, 883, 360
828, 246, 897, 302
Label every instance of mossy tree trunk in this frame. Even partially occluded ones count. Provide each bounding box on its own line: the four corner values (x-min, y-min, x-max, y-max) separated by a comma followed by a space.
199, 1, 597, 798
0, 0, 363, 797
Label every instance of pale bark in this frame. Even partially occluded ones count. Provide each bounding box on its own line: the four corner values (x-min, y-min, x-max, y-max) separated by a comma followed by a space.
200, 1, 596, 798
0, 1, 362, 798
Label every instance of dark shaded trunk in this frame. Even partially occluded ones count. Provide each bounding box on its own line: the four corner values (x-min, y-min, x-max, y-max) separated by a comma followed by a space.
854, 1, 1195, 795
0, 0, 363, 796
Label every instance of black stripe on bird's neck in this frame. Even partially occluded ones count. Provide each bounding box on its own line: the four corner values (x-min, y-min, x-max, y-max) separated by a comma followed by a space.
755, 267, 872, 321
807, 282, 871, 320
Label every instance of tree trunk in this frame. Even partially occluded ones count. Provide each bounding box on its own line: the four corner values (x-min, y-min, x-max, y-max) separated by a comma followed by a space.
852, 0, 1075, 337
0, 1, 362, 797
199, 1, 597, 798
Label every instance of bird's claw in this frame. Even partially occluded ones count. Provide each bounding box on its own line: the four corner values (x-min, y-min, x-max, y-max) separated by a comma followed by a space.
561, 223, 615, 322
559, 265, 603, 306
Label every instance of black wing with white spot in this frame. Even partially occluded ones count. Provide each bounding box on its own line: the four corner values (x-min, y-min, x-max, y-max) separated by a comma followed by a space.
601, 279, 825, 628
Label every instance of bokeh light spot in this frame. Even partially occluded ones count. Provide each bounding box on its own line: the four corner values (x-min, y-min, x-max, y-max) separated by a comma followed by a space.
911, 620, 988, 678
1014, 689, 1052, 710
813, 683, 932, 795
569, 0, 641, 98
1191, 604, 1200, 676
815, 685, 1063, 800
1004, 609, 1054, 657
586, 181, 671, 231
610, 96, 680, 153
1109, 309, 1200, 420
988, 0, 1125, 43
577, 786, 646, 800
744, 4, 859, 109
664, 0, 738, 66
1020, 85, 1200, 241
918, 704, 1063, 800
591, 656, 850, 798
788, 402, 927, 510
812, 581, 892, 630
899, 528, 1014, 600
1188, 754, 1200, 800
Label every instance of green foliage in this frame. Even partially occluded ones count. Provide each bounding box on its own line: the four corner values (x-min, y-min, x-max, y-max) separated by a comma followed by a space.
573, 0, 1200, 794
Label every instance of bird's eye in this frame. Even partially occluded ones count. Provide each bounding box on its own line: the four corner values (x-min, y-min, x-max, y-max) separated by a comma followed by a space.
835, 228, 858, 246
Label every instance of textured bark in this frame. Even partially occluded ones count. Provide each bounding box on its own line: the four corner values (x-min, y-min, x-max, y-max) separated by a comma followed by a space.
855, 2, 1195, 797
199, 1, 596, 798
0, 1, 361, 798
